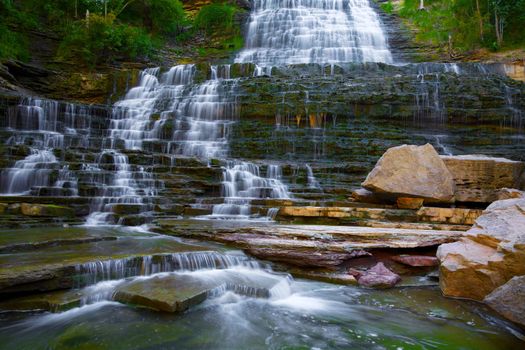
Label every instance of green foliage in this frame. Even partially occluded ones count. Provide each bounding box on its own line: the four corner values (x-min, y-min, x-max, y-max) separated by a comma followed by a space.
0, 23, 29, 61
120, 0, 186, 35
381, 1, 394, 14
194, 3, 236, 34
57, 14, 154, 66
398, 0, 525, 52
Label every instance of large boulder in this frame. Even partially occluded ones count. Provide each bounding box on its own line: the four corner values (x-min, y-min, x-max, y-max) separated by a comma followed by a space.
437, 198, 525, 300
441, 155, 525, 203
362, 144, 455, 203
484, 275, 525, 328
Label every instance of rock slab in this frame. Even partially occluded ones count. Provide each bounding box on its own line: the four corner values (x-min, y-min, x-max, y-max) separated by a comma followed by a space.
441, 155, 525, 203
362, 144, 455, 203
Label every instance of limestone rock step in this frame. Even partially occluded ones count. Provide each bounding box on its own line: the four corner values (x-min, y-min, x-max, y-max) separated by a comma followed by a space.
114, 270, 282, 313
158, 221, 464, 268
276, 206, 483, 226
0, 233, 206, 295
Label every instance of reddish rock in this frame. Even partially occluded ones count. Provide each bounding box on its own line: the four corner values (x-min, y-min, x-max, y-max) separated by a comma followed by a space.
356, 262, 401, 289
392, 255, 439, 267
396, 197, 425, 209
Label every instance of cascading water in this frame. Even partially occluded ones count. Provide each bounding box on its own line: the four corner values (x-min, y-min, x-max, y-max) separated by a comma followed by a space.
210, 162, 291, 220
236, 0, 393, 67
0, 98, 85, 196
86, 64, 239, 224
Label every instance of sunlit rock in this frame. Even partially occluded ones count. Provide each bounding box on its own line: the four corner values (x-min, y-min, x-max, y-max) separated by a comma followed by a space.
441, 155, 525, 203
437, 198, 525, 300
362, 144, 455, 203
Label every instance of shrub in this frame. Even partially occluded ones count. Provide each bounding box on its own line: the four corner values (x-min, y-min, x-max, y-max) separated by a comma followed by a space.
194, 3, 236, 34
58, 13, 154, 66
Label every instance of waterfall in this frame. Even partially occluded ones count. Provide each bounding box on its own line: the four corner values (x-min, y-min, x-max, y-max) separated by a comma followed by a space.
0, 98, 82, 196
305, 164, 321, 189
86, 64, 239, 224
210, 162, 291, 220
235, 0, 393, 67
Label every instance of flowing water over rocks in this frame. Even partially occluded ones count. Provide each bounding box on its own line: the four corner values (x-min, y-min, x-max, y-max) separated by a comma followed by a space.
0, 0, 525, 347
236, 0, 393, 66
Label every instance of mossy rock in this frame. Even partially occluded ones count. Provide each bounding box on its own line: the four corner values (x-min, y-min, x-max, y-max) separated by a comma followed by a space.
20, 203, 75, 217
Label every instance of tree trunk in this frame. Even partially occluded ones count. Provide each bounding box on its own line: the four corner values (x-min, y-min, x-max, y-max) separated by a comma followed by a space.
475, 0, 483, 40
419, 0, 425, 10
494, 11, 503, 46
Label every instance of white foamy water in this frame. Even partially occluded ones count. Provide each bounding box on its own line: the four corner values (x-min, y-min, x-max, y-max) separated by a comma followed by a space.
236, 0, 393, 66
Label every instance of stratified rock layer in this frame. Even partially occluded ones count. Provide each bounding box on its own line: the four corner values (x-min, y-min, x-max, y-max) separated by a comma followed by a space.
437, 198, 525, 301
362, 144, 455, 203
441, 155, 525, 203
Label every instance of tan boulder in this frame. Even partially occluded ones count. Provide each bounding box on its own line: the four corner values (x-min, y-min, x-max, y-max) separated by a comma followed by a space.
441, 155, 525, 203
362, 144, 455, 203
484, 275, 525, 328
437, 198, 525, 300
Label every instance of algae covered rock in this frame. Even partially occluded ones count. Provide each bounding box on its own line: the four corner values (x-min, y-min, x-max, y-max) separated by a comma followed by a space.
362, 144, 455, 203
20, 203, 75, 217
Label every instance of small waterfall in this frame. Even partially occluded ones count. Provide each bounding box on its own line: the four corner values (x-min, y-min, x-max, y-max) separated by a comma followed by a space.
0, 98, 83, 195
434, 135, 453, 156
503, 84, 524, 130
210, 162, 291, 219
0, 149, 58, 195
236, 0, 393, 67
305, 164, 321, 189
75, 251, 266, 287
414, 69, 446, 123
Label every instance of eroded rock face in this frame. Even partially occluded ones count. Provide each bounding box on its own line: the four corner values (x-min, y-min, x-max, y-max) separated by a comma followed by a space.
355, 262, 401, 289
441, 155, 525, 203
437, 198, 525, 300
484, 275, 525, 328
362, 144, 455, 203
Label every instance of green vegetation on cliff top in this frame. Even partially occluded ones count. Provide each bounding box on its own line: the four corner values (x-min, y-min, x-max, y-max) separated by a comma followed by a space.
386, 0, 525, 58
0, 0, 245, 66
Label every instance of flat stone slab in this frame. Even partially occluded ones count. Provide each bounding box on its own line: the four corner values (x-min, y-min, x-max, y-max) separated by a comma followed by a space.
0, 228, 208, 295
114, 270, 282, 312
114, 275, 217, 313
244, 225, 464, 248
158, 221, 464, 269
0, 289, 83, 312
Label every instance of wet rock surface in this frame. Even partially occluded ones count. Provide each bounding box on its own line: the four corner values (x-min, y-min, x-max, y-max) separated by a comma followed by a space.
0, 227, 207, 295
353, 262, 401, 289
158, 221, 464, 270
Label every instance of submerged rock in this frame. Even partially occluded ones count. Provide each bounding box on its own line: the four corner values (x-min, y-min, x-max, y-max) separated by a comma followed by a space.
362, 144, 455, 203
115, 271, 282, 312
114, 275, 216, 313
354, 262, 401, 289
437, 198, 525, 300
484, 275, 525, 328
